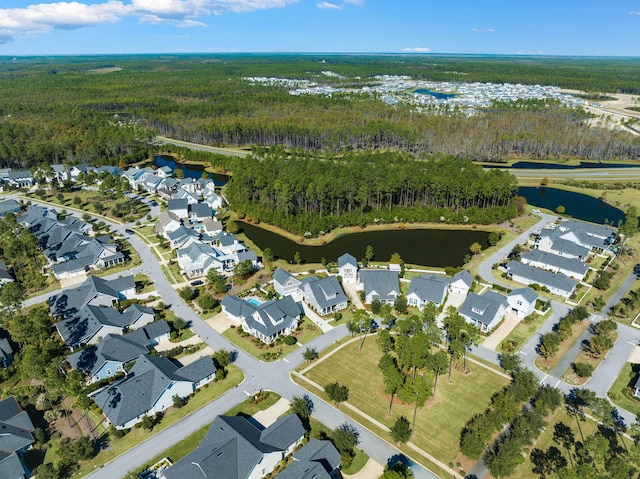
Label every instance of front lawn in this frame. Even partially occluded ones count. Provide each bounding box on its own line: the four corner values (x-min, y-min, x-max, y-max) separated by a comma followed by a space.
223, 317, 322, 361
499, 310, 551, 353
302, 339, 509, 466
608, 361, 640, 416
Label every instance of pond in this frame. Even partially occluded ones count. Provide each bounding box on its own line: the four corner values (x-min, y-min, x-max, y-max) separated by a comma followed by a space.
485, 161, 640, 170
517, 187, 625, 225
153, 155, 229, 186
240, 222, 490, 267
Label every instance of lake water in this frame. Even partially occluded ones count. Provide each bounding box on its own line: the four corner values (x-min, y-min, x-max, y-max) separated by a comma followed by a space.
414, 89, 457, 100
153, 155, 229, 186
517, 187, 625, 225
240, 222, 489, 267
484, 161, 640, 170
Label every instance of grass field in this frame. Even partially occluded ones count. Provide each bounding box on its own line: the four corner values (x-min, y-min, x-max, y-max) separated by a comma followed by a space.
608, 362, 640, 416
303, 339, 509, 466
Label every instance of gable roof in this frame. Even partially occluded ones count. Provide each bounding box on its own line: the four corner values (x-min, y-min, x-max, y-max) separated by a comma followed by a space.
338, 253, 357, 268
508, 287, 538, 304
407, 274, 449, 304
221, 295, 304, 338
49, 275, 134, 318
359, 270, 400, 302
167, 199, 189, 212
304, 276, 347, 310
459, 291, 508, 327
276, 439, 341, 479
451, 269, 473, 288
0, 397, 34, 456
273, 268, 299, 288
162, 414, 304, 479
507, 261, 577, 295
125, 320, 171, 347
522, 249, 589, 276
67, 334, 148, 377
55, 305, 128, 347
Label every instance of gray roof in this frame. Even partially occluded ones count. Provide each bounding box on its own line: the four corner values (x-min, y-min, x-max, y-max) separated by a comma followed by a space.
507, 261, 577, 295
273, 268, 297, 287
0, 199, 21, 217
304, 276, 347, 310
125, 320, 171, 347
167, 198, 189, 212
359, 270, 400, 302
0, 451, 26, 479
55, 305, 128, 347
508, 287, 538, 304
221, 295, 304, 338
338, 253, 357, 268
459, 291, 508, 327
162, 414, 304, 479
174, 356, 217, 383
407, 274, 449, 304
0, 338, 12, 357
0, 397, 34, 457
545, 236, 590, 258
451, 269, 473, 288
49, 274, 134, 318
277, 439, 341, 479
92, 354, 214, 427
189, 203, 213, 218
522, 250, 589, 276
67, 334, 148, 377
259, 414, 306, 450
561, 219, 616, 240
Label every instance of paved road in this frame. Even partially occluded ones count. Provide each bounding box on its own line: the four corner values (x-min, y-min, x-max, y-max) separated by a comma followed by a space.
156, 136, 250, 158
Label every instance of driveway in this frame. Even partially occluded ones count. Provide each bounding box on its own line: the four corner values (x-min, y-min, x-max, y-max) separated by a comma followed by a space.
206, 311, 232, 333
481, 313, 521, 351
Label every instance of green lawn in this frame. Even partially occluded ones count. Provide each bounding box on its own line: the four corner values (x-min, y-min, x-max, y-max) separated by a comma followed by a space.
223, 317, 322, 361
303, 339, 509, 466
499, 310, 552, 353
608, 362, 640, 416
76, 366, 243, 477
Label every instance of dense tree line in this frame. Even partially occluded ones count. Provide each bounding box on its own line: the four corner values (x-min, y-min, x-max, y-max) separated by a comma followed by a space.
0, 55, 638, 169
226, 151, 519, 235
538, 307, 590, 359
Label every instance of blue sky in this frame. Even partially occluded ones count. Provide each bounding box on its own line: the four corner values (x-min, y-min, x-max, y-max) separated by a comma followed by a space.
0, 0, 638, 56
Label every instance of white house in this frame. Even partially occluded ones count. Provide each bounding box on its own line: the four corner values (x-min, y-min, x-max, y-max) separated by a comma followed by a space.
337, 253, 358, 283
507, 287, 538, 317
459, 291, 508, 333
358, 269, 400, 304
273, 268, 302, 297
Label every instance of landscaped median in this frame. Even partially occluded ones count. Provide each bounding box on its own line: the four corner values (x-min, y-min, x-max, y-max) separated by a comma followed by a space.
293, 335, 510, 479
75, 365, 243, 477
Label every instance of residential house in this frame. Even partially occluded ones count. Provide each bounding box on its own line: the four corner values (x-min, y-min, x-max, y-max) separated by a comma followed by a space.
0, 261, 15, 286
276, 439, 341, 479
91, 354, 216, 429
172, 188, 201, 205
521, 249, 589, 281
0, 396, 35, 479
506, 261, 577, 299
0, 336, 13, 368
177, 243, 227, 278
337, 253, 358, 283
124, 320, 171, 349
536, 234, 591, 261
202, 218, 223, 237
167, 226, 201, 250
156, 178, 180, 200
188, 203, 214, 223
301, 276, 348, 316
154, 211, 183, 237
558, 219, 616, 250
507, 287, 538, 317
449, 270, 474, 296
0, 199, 21, 217
120, 304, 155, 330
66, 333, 149, 384
406, 274, 449, 309
49, 274, 136, 319
6, 170, 34, 189
55, 305, 130, 349
633, 375, 640, 397
459, 291, 509, 333
221, 295, 304, 344
167, 199, 190, 219
273, 268, 302, 297
358, 270, 400, 304
160, 414, 305, 479
203, 189, 223, 210
156, 166, 173, 178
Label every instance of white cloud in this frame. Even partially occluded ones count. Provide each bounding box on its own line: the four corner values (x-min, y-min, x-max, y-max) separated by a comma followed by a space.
0, 0, 299, 42
401, 47, 431, 53
472, 27, 495, 33
344, 0, 364, 4
630, 10, 640, 15
317, 1, 342, 9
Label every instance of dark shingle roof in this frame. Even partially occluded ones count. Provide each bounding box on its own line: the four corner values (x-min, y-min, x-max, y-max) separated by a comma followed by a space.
337, 253, 357, 268
276, 439, 341, 479
174, 356, 216, 383
507, 261, 577, 295
304, 276, 347, 310
125, 320, 171, 347
522, 250, 589, 277
67, 334, 148, 377
407, 274, 448, 304
259, 414, 306, 450
459, 291, 508, 327
359, 270, 400, 302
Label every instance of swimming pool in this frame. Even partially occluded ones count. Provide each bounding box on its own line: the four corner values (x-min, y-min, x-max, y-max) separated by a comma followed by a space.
247, 298, 261, 307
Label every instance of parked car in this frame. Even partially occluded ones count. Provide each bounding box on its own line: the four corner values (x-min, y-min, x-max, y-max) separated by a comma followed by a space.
190, 280, 204, 287
125, 229, 134, 235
